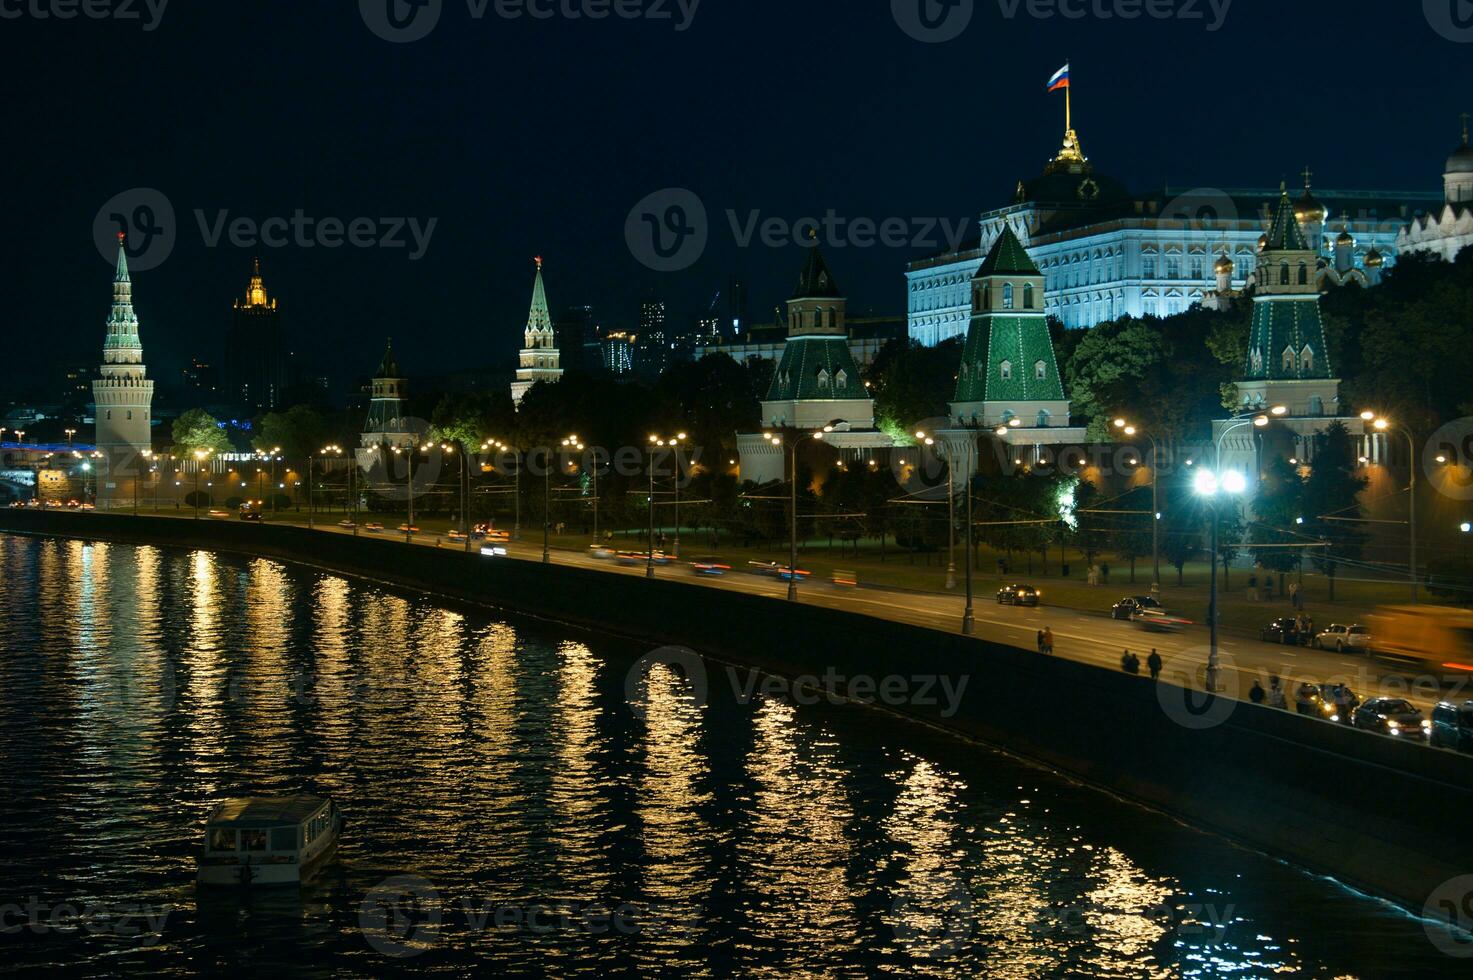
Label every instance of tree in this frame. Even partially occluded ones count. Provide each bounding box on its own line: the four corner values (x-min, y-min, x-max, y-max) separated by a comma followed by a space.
172, 409, 232, 455
431, 391, 515, 448
1301, 422, 1369, 602
868, 338, 962, 440
254, 404, 329, 460
1250, 456, 1305, 593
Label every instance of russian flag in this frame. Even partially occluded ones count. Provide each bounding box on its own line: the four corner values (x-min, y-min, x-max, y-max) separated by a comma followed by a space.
1047, 64, 1070, 92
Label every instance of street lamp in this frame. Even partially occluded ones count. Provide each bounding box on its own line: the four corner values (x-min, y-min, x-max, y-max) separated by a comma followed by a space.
1367, 414, 1418, 604
135, 449, 152, 516
562, 435, 594, 542
441, 441, 471, 554
765, 419, 846, 601
1194, 466, 1247, 691
1113, 417, 1163, 593
652, 433, 687, 558
192, 449, 210, 519
64, 428, 76, 446
916, 430, 956, 590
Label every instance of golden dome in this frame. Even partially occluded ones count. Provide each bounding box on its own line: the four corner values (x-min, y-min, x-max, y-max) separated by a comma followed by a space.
1365, 247, 1384, 268
1336, 227, 1355, 247
1257, 234, 1268, 252
1214, 253, 1234, 274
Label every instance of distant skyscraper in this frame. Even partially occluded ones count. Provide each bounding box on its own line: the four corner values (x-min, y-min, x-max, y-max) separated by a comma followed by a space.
633, 297, 668, 378
224, 258, 287, 412
727, 277, 748, 336
554, 304, 595, 374
511, 257, 563, 408
93, 234, 155, 454
62, 364, 94, 410
600, 331, 634, 375
181, 358, 218, 401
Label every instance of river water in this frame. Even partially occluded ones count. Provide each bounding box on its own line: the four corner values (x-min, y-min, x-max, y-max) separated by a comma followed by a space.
0, 534, 1461, 976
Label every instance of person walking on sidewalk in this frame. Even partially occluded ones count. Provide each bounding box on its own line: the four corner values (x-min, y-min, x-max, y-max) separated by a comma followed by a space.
1249, 679, 1266, 705
1120, 650, 1139, 674
1041, 627, 1054, 656
1146, 649, 1162, 681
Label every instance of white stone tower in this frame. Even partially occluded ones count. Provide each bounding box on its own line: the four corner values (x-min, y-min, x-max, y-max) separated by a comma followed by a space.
93, 233, 155, 455
511, 256, 562, 408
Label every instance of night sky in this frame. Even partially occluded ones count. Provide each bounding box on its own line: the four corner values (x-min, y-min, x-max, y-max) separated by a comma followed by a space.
2, 0, 1468, 394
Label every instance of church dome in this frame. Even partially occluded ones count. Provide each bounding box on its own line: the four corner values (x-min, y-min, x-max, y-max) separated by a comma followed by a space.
1295, 189, 1328, 224
1214, 253, 1234, 274
1365, 247, 1385, 267
1336, 228, 1355, 247
1257, 234, 1268, 252
1447, 142, 1473, 175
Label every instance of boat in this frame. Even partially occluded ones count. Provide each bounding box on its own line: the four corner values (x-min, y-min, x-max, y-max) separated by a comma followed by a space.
196, 795, 342, 886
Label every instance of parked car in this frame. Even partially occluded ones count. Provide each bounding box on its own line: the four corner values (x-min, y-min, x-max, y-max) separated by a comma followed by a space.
1112, 596, 1163, 620
1314, 623, 1371, 653
1352, 697, 1430, 740
1429, 701, 1473, 752
1260, 617, 1306, 645
997, 584, 1040, 607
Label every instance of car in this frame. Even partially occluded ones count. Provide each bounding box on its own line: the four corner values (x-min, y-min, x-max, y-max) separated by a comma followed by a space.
689, 556, 732, 576
1295, 683, 1360, 723
1352, 697, 1430, 740
479, 545, 509, 558
748, 560, 809, 581
239, 501, 263, 521
619, 551, 671, 566
1429, 701, 1473, 752
1113, 596, 1163, 620
363, 522, 384, 533
1260, 617, 1306, 645
398, 524, 420, 534
1314, 623, 1371, 653
997, 584, 1040, 607
337, 520, 357, 530
587, 544, 616, 559
1130, 608, 1192, 633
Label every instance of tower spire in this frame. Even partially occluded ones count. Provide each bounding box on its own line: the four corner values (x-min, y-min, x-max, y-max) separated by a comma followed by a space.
114, 231, 130, 283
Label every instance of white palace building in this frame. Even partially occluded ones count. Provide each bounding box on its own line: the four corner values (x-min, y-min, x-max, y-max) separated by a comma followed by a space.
906, 113, 1449, 344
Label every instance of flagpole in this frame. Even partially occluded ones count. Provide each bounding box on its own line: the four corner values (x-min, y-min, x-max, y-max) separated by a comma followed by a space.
1065, 61, 1071, 132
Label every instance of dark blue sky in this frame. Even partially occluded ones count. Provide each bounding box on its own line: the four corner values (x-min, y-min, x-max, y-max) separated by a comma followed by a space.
2, 0, 1468, 392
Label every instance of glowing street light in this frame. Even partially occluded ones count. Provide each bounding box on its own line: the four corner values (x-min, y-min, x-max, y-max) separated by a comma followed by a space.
1363, 412, 1418, 603
1194, 466, 1248, 690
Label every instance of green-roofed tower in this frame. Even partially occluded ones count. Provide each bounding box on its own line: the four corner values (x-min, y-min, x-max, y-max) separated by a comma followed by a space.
949, 226, 1069, 430
1237, 184, 1340, 418
759, 245, 874, 430
511, 256, 562, 408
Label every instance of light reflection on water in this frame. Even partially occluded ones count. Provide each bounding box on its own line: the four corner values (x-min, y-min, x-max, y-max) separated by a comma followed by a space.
0, 535, 1455, 977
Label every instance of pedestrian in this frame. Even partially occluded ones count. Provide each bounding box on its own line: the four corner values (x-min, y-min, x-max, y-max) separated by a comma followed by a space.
1101, 562, 1110, 584
1042, 627, 1054, 656
1120, 649, 1132, 672
1249, 679, 1266, 704
1125, 651, 1140, 674
1290, 582, 1302, 611
1247, 572, 1258, 601
1147, 649, 1162, 681
1036, 629, 1045, 654
1268, 675, 1287, 709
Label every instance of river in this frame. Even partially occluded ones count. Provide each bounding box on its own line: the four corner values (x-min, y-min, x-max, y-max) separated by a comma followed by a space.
0, 534, 1459, 976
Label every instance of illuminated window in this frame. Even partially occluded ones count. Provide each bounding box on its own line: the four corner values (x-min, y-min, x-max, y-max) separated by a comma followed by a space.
1000, 360, 1012, 380
1298, 262, 1309, 285
1023, 283, 1035, 309
1003, 283, 1014, 309
1035, 360, 1047, 380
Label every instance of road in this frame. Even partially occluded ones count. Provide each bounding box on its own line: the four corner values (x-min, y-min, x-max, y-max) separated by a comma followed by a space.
292, 519, 1461, 717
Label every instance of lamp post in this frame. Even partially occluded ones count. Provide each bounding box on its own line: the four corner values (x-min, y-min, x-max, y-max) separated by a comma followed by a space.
1365, 413, 1417, 604
1112, 418, 1162, 593
1194, 466, 1247, 691
64, 428, 76, 446
135, 450, 152, 516
562, 435, 591, 541
192, 449, 210, 519
541, 444, 553, 564
443, 441, 471, 554
652, 433, 686, 558
915, 430, 955, 590
646, 435, 660, 579
764, 419, 846, 601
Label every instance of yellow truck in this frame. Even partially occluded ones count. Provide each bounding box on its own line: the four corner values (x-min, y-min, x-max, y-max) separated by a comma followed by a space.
1365, 605, 1473, 671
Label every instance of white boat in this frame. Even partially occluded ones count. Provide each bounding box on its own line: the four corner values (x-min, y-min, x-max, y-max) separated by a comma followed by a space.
196, 795, 342, 886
